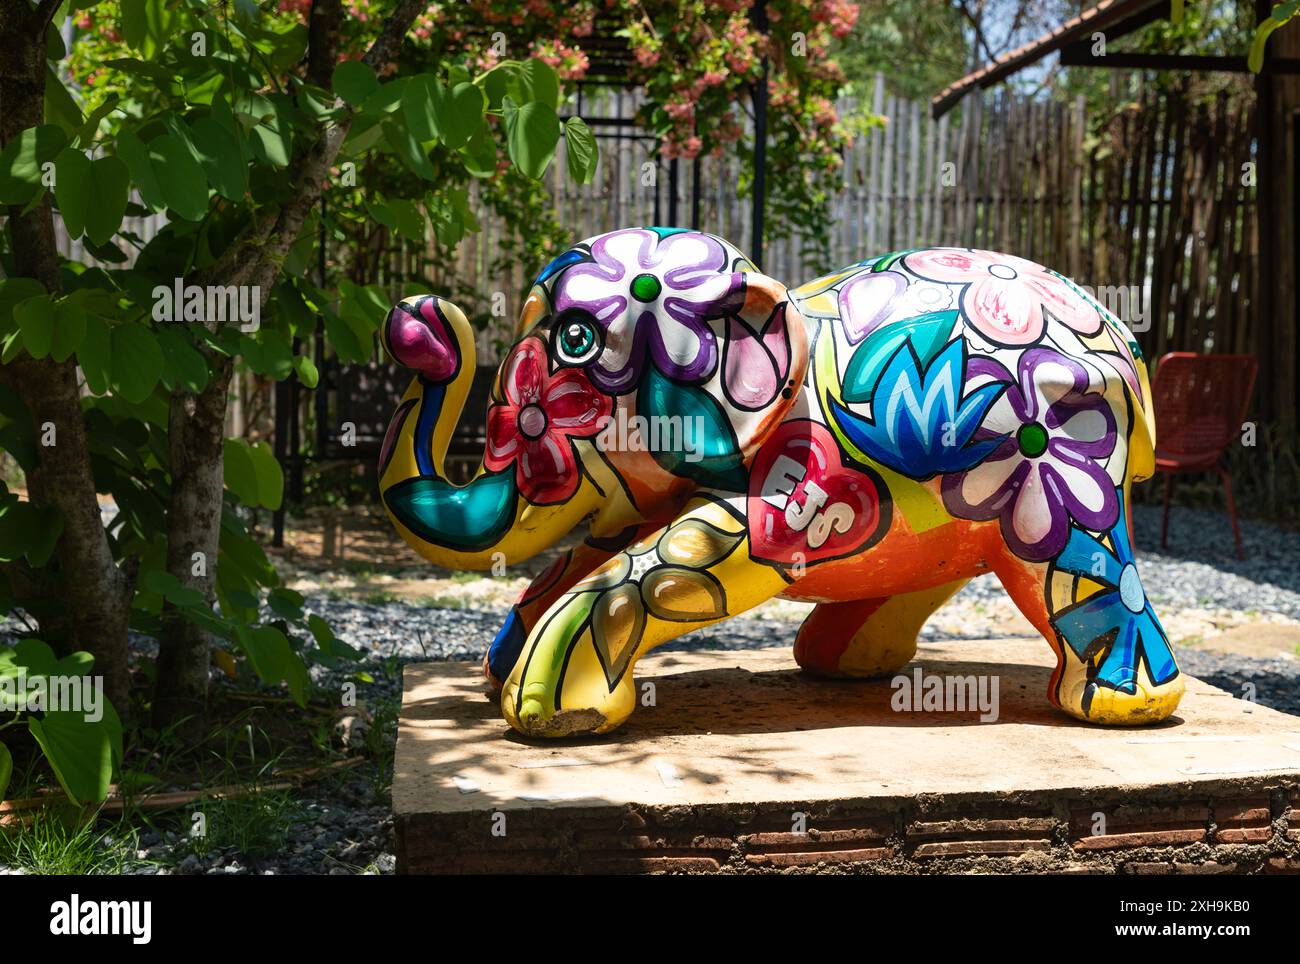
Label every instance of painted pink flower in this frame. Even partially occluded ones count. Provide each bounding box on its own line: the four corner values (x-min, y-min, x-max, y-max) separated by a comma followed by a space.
484, 337, 611, 505
904, 248, 1102, 347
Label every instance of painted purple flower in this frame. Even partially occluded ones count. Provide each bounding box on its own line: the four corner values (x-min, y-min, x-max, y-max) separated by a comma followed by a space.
552, 229, 746, 393
942, 348, 1119, 561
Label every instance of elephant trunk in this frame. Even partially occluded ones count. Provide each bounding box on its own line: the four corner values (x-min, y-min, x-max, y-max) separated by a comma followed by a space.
377, 296, 593, 571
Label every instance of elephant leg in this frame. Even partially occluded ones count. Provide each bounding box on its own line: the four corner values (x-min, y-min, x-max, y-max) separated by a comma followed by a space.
482, 526, 656, 689
500, 493, 789, 737
992, 493, 1184, 725
794, 578, 969, 678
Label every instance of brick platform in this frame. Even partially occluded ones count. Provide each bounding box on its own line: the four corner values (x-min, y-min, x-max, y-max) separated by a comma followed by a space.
394, 639, 1300, 874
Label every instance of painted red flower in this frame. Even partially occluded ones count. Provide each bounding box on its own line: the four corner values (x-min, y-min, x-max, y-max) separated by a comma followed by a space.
484, 337, 611, 505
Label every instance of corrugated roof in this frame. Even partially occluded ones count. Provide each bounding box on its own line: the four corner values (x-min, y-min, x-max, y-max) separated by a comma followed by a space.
930, 0, 1171, 117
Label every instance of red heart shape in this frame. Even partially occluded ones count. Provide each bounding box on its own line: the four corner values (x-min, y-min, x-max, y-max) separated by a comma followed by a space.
747, 419, 888, 566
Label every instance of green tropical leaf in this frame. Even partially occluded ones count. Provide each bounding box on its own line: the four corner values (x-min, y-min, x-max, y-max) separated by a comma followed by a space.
0, 125, 67, 205
14, 295, 55, 359
109, 323, 164, 403
53, 147, 91, 237
190, 117, 248, 201
502, 97, 561, 179
564, 117, 598, 184
518, 59, 560, 109
28, 709, 117, 806
402, 73, 443, 142
78, 315, 113, 395
156, 325, 209, 393
332, 60, 378, 106
0, 741, 11, 803
50, 300, 87, 363
441, 82, 484, 150
85, 155, 130, 246
114, 130, 166, 210
234, 624, 309, 706
148, 133, 209, 221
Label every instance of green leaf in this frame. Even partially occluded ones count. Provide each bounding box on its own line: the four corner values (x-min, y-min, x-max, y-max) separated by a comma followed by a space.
53, 147, 91, 238
78, 315, 112, 395
223, 438, 260, 507
109, 323, 164, 403
190, 117, 248, 201
114, 130, 165, 210
28, 710, 116, 806
44, 66, 84, 136
0, 499, 63, 566
78, 94, 121, 147
292, 354, 319, 388
148, 133, 209, 221
0, 741, 11, 803
234, 624, 309, 706
518, 59, 560, 109
502, 98, 561, 179
385, 197, 425, 242
15, 295, 55, 359
322, 307, 365, 362
84, 155, 130, 247
156, 325, 209, 393
402, 73, 443, 143
119, 0, 148, 50
441, 82, 484, 150
564, 117, 598, 184
50, 300, 86, 363
223, 439, 283, 509
383, 118, 436, 180
332, 60, 378, 106
460, 127, 497, 178
247, 441, 284, 511
0, 125, 67, 205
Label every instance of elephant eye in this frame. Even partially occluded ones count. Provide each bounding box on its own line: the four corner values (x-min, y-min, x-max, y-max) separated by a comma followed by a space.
553, 311, 601, 366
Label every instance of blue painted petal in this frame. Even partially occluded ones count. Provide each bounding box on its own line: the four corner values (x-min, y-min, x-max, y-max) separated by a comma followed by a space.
1093, 617, 1140, 694
534, 248, 588, 285
1055, 528, 1122, 588
1137, 607, 1179, 686
1109, 489, 1134, 565
1052, 591, 1125, 660
487, 608, 527, 682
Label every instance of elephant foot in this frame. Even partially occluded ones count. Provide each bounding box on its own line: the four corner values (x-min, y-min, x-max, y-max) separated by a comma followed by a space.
503, 678, 633, 738
793, 580, 969, 679
993, 488, 1184, 727
1056, 663, 1185, 726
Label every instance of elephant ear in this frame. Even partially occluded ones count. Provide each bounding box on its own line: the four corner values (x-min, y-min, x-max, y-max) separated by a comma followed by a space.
638, 271, 809, 494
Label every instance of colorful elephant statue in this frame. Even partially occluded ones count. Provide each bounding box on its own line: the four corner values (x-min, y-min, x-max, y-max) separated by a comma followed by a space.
378, 228, 1183, 737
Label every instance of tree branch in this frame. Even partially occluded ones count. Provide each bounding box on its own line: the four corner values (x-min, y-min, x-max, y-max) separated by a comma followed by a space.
306, 0, 344, 88
32, 0, 61, 31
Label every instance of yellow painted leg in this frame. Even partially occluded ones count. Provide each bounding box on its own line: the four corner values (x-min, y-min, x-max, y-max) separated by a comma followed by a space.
793, 578, 969, 678
499, 493, 789, 737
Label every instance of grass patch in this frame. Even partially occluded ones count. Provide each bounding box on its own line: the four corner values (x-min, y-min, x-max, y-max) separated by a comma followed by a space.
0, 809, 150, 875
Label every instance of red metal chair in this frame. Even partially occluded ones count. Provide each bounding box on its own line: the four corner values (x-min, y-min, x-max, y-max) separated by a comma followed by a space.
1151, 352, 1258, 560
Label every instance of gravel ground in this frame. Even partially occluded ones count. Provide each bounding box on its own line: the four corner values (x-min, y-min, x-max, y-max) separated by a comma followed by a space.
3, 502, 1298, 875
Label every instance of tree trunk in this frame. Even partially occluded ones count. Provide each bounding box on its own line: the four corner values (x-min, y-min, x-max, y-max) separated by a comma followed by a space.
149, 0, 424, 727
152, 359, 233, 730
0, 1, 133, 711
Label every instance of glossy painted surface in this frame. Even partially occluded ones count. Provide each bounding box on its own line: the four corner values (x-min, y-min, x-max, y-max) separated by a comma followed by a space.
379, 229, 1182, 737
